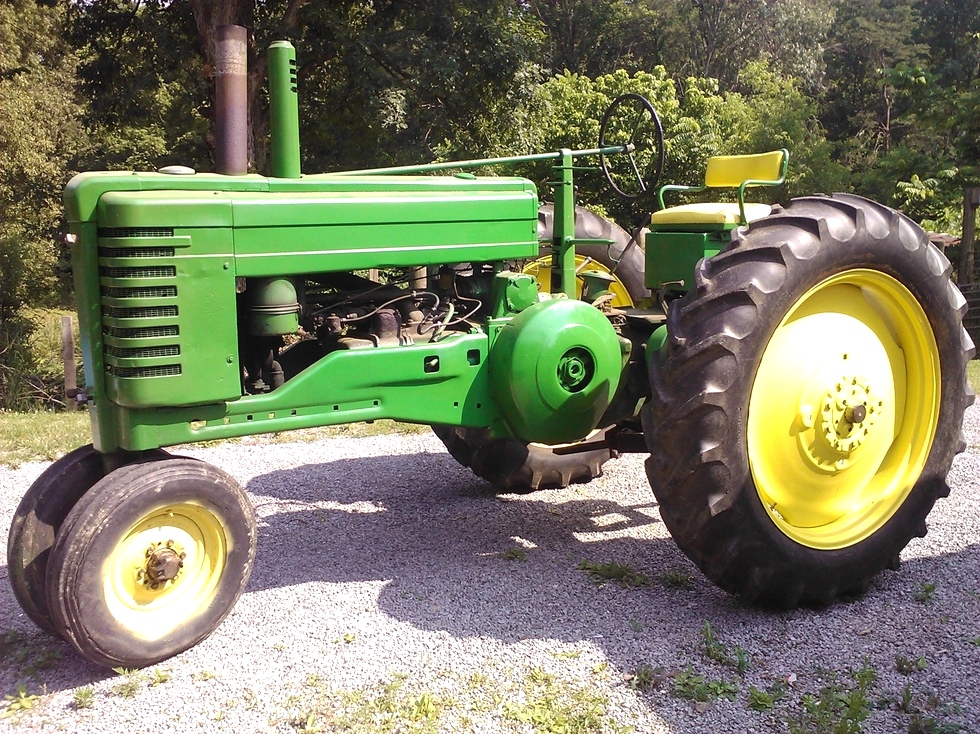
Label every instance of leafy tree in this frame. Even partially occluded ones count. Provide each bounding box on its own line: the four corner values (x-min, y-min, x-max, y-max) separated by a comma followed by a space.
820, 0, 925, 164
0, 0, 85, 318
68, 0, 211, 171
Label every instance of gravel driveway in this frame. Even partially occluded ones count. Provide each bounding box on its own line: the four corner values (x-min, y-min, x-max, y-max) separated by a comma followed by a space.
2, 406, 979, 733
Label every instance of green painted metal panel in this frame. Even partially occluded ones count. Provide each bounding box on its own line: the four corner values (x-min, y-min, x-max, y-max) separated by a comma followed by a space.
644, 230, 724, 289
63, 165, 593, 453
95, 228, 240, 409
66, 170, 536, 224
107, 333, 496, 451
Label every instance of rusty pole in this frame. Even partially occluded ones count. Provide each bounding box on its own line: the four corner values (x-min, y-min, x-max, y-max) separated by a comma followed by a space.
214, 25, 248, 175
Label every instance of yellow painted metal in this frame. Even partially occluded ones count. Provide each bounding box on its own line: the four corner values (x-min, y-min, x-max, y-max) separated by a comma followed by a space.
746, 270, 941, 549
102, 503, 228, 641
522, 255, 634, 307
704, 150, 787, 188
649, 202, 772, 226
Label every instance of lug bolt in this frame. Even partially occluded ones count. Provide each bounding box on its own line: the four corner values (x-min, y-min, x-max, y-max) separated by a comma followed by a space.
845, 404, 867, 424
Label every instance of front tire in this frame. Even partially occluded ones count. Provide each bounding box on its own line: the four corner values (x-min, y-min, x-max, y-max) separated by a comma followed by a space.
643, 194, 974, 607
7, 445, 168, 636
46, 458, 257, 667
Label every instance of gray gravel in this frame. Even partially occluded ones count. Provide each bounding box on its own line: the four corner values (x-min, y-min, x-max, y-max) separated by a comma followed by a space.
2, 406, 980, 733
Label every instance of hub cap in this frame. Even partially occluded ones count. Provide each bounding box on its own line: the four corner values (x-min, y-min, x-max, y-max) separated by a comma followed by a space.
103, 504, 228, 641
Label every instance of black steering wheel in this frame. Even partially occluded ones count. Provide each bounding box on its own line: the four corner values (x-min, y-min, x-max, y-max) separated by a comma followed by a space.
598, 93, 665, 200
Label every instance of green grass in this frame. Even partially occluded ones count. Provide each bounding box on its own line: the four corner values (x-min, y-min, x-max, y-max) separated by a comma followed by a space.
0, 410, 92, 466
0, 410, 429, 467
577, 560, 650, 588
968, 360, 980, 393
671, 667, 739, 703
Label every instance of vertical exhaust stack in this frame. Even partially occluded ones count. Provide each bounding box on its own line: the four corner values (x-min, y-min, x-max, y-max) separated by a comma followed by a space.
268, 41, 301, 178
214, 25, 248, 175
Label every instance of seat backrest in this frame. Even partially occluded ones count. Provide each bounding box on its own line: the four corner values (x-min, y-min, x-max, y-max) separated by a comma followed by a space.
704, 150, 787, 188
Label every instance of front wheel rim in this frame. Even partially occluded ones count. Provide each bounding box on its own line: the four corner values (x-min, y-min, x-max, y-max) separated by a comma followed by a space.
102, 502, 228, 642
747, 269, 941, 550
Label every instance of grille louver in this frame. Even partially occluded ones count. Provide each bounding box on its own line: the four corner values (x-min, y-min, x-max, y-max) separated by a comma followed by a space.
98, 229, 181, 381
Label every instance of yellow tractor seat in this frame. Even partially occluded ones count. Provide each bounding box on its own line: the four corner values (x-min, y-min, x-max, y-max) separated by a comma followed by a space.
650, 202, 773, 227
652, 149, 789, 230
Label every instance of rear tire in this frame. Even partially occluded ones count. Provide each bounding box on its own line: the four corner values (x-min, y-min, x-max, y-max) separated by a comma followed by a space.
534, 204, 647, 306
643, 194, 974, 607
432, 425, 613, 491
433, 205, 640, 491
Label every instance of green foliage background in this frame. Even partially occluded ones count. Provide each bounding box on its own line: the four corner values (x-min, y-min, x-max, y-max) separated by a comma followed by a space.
1, 0, 978, 408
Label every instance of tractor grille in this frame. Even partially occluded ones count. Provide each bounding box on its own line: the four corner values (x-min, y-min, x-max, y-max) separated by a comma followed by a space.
99, 246, 176, 259
100, 266, 177, 279
99, 228, 181, 382
103, 325, 179, 339
99, 227, 174, 239
103, 305, 178, 319
104, 344, 180, 359
101, 285, 178, 299
107, 364, 182, 378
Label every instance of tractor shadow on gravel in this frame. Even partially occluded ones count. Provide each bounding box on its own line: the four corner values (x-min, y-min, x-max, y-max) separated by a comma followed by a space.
1, 445, 979, 732
233, 448, 980, 728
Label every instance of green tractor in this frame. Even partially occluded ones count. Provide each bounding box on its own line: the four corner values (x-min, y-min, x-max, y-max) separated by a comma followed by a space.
7, 35, 974, 669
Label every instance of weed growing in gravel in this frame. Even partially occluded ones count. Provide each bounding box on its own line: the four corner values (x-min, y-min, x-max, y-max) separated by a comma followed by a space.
577, 560, 650, 588
292, 711, 325, 732
288, 674, 444, 733
629, 618, 644, 632
550, 650, 582, 660
150, 668, 172, 686
907, 714, 962, 734
659, 569, 694, 590
747, 682, 787, 711
192, 670, 217, 681
787, 660, 876, 734
72, 686, 95, 710
889, 683, 964, 733
700, 621, 750, 675
628, 664, 669, 692
915, 581, 937, 604
500, 547, 527, 561
0, 629, 63, 678
896, 654, 928, 675
111, 667, 144, 698
899, 682, 916, 713
502, 667, 623, 733
671, 667, 739, 703
1, 685, 40, 720
969, 637, 980, 647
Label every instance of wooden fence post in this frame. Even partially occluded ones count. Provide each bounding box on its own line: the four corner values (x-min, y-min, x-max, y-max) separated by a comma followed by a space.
62, 315, 78, 410
959, 187, 980, 286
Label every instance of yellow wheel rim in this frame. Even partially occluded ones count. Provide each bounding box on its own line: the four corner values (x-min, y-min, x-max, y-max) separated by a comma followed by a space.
522, 255, 635, 307
747, 270, 941, 550
102, 503, 228, 642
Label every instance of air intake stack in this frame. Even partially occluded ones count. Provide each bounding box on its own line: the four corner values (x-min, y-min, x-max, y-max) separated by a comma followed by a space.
268, 41, 301, 178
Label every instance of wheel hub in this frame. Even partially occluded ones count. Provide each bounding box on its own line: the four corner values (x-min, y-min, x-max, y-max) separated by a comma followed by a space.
799, 374, 882, 472
557, 349, 594, 392
137, 541, 186, 590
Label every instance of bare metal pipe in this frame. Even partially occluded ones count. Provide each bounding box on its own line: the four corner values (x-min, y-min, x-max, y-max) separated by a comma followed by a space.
214, 25, 248, 175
